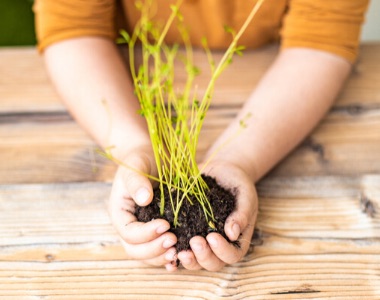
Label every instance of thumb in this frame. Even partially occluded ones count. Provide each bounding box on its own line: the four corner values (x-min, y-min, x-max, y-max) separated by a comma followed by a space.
225, 210, 248, 242
119, 152, 156, 206
224, 183, 258, 242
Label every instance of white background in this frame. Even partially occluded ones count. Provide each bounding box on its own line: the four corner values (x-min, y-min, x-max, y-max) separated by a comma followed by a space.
362, 0, 380, 41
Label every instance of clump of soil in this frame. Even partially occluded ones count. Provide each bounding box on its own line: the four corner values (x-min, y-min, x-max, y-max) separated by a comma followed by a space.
135, 175, 238, 252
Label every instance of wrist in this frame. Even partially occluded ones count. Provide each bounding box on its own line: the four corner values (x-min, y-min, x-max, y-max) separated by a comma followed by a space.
204, 151, 259, 183
105, 125, 152, 161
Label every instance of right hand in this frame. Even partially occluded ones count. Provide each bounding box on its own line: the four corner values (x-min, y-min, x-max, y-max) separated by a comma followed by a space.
106, 146, 178, 271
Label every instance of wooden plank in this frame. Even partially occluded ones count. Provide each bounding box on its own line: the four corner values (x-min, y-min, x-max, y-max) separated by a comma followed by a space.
0, 45, 274, 114
0, 114, 115, 183
199, 105, 380, 177
1, 45, 380, 184
1, 105, 380, 184
337, 43, 380, 107
1, 44, 380, 114
256, 174, 380, 239
0, 176, 378, 259
0, 182, 115, 247
269, 106, 380, 177
2, 44, 380, 299
0, 254, 379, 299
0, 48, 64, 113
0, 179, 379, 299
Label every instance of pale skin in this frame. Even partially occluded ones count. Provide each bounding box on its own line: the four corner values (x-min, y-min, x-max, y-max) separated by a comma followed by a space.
43, 36, 351, 271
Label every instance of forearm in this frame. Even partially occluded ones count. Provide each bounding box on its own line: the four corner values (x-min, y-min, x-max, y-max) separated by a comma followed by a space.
43, 37, 150, 158
208, 48, 351, 182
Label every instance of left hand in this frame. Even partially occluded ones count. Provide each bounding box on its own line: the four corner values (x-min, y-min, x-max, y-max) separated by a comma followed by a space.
177, 160, 258, 271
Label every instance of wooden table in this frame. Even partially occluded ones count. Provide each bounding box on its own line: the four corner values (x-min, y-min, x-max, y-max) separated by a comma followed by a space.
1, 44, 379, 299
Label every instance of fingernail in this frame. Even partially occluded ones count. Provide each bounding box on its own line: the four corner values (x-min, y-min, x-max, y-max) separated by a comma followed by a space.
163, 238, 176, 249
135, 187, 150, 205
232, 223, 241, 240
156, 224, 170, 234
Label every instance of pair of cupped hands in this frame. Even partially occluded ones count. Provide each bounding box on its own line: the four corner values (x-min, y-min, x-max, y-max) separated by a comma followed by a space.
106, 146, 258, 272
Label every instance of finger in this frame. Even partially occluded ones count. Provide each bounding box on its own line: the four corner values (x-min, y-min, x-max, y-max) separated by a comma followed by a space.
165, 261, 178, 272
224, 199, 257, 242
206, 231, 251, 265
120, 232, 177, 260
190, 236, 225, 271
200, 162, 258, 242
122, 219, 171, 244
224, 181, 258, 242
107, 191, 137, 239
108, 166, 167, 244
119, 153, 155, 206
177, 250, 202, 271
143, 247, 177, 267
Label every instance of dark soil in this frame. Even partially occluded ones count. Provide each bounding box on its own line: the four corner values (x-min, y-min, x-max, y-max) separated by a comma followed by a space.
135, 175, 238, 253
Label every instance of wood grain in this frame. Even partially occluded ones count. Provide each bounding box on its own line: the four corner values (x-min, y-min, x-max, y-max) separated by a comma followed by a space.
1, 45, 380, 299
1, 103, 379, 183
0, 48, 64, 113
2, 45, 380, 184
1, 44, 380, 114
0, 178, 379, 299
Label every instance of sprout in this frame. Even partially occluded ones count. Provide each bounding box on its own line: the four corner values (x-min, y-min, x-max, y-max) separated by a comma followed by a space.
111, 0, 265, 227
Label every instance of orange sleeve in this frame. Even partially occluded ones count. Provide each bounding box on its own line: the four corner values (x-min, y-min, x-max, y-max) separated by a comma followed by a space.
33, 0, 116, 52
281, 0, 370, 63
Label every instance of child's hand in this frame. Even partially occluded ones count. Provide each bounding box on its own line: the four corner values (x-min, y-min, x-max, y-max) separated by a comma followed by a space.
106, 147, 178, 271
177, 160, 258, 271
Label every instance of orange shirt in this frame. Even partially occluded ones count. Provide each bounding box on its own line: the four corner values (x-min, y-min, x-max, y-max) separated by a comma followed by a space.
34, 0, 369, 63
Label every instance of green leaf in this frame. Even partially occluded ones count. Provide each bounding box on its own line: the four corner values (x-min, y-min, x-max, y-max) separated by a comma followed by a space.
170, 4, 179, 14
187, 65, 200, 77
116, 38, 127, 44
171, 116, 178, 124
235, 45, 246, 56
223, 25, 235, 36
239, 112, 252, 128
208, 221, 215, 229
161, 63, 170, 76
119, 30, 130, 43
146, 44, 159, 54
239, 119, 247, 128
201, 37, 208, 48
144, 21, 153, 32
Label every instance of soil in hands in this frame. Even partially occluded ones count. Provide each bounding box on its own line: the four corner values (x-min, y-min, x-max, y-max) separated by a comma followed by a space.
135, 175, 238, 253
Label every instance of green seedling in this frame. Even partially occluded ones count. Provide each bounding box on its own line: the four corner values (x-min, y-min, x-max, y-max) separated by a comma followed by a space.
104, 0, 265, 227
